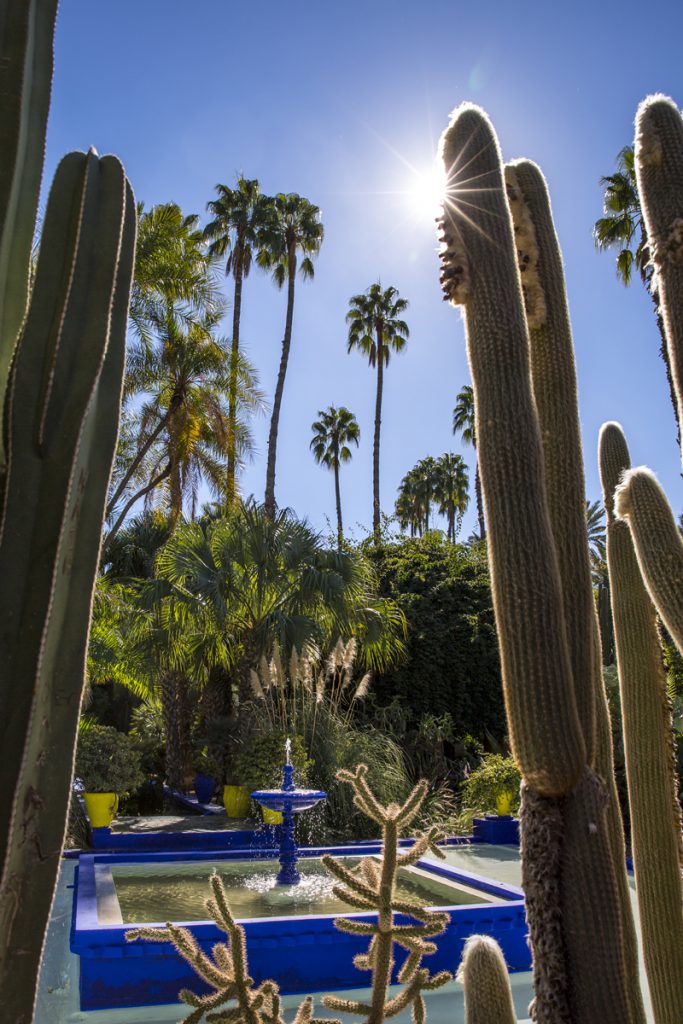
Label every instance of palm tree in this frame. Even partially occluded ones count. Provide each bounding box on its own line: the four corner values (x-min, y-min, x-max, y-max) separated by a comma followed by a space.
586, 499, 607, 586
452, 384, 485, 540
204, 178, 272, 505
347, 284, 410, 541
259, 194, 324, 518
156, 502, 405, 701
310, 406, 360, 549
434, 453, 469, 542
395, 467, 423, 537
594, 146, 680, 445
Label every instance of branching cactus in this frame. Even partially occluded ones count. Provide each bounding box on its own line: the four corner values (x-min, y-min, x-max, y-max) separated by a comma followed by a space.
600, 422, 683, 1024
437, 104, 640, 1024
320, 765, 451, 1024
0, 3, 136, 1020
634, 96, 683, 439
127, 872, 316, 1024
456, 935, 517, 1024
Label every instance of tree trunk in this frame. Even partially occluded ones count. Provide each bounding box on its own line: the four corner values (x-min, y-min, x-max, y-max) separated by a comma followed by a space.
475, 459, 486, 540
265, 252, 296, 518
226, 250, 244, 507
372, 326, 384, 542
237, 632, 259, 707
160, 671, 193, 791
334, 460, 343, 550
448, 501, 455, 542
102, 461, 171, 555
106, 405, 173, 518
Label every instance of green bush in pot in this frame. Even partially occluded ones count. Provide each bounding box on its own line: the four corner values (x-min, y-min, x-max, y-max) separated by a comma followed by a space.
75, 724, 144, 828
461, 754, 521, 818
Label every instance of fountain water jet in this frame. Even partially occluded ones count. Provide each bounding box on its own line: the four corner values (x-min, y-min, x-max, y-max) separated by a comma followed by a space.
251, 739, 326, 885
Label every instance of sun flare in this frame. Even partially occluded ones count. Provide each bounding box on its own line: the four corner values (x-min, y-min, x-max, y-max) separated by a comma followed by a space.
407, 162, 447, 221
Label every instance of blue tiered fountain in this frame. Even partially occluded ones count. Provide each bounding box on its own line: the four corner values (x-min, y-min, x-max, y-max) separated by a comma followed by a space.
251, 739, 327, 885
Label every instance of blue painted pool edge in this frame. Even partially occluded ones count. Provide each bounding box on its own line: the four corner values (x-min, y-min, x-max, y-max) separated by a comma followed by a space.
70, 844, 530, 1011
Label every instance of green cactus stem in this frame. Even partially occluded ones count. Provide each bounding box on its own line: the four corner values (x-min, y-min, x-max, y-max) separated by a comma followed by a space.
0, 0, 59, 476
438, 104, 637, 1024
600, 422, 683, 1024
128, 871, 318, 1024
634, 96, 683, 442
0, 150, 136, 1022
456, 935, 517, 1024
321, 765, 451, 1024
505, 159, 643, 1022
615, 463, 683, 658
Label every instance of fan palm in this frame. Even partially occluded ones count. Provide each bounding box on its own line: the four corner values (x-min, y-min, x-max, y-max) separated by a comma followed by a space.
347, 284, 410, 541
586, 498, 607, 586
434, 453, 469, 542
310, 406, 360, 549
204, 178, 272, 505
594, 146, 679, 444
156, 502, 405, 700
452, 384, 485, 539
258, 194, 324, 517
395, 467, 424, 537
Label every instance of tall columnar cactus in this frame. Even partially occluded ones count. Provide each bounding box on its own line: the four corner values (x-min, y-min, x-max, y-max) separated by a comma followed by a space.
456, 935, 517, 1024
599, 422, 683, 1024
634, 96, 683, 440
438, 105, 639, 1024
127, 872, 316, 1024
615, 464, 683, 655
503, 159, 642, 1017
0, 0, 59, 475
0, 4, 136, 1021
321, 766, 451, 1024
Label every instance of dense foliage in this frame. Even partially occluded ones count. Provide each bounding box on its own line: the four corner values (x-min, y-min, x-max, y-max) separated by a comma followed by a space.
371, 535, 504, 739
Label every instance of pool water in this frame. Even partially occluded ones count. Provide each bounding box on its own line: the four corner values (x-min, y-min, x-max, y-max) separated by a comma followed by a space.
111, 856, 494, 923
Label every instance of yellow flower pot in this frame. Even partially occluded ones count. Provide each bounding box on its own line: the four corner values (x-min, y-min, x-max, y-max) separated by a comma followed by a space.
495, 791, 513, 816
260, 805, 283, 826
223, 785, 251, 819
83, 792, 118, 829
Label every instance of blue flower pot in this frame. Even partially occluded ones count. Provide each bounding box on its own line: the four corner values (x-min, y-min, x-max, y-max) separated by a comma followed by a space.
194, 773, 216, 805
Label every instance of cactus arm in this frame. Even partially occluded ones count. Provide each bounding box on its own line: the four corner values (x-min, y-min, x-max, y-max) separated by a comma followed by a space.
0, 0, 59, 471
456, 935, 517, 1024
438, 104, 584, 798
599, 423, 683, 1024
0, 155, 134, 1021
506, 160, 644, 1021
634, 96, 683, 442
615, 464, 683, 657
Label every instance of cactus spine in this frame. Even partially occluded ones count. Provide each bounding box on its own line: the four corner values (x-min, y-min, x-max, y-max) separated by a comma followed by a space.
438, 105, 637, 1024
457, 936, 517, 1024
599, 423, 683, 1024
634, 96, 683, 444
0, 5, 136, 1020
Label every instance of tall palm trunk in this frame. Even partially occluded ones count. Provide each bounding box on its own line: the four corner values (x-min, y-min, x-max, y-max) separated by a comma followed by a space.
160, 670, 193, 791
265, 251, 296, 518
474, 459, 486, 540
372, 325, 384, 542
227, 246, 244, 507
448, 501, 455, 542
334, 459, 343, 549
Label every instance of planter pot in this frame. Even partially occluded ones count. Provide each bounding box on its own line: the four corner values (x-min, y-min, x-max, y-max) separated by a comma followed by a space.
223, 784, 251, 819
194, 773, 216, 805
495, 791, 513, 816
260, 805, 283, 826
84, 792, 118, 829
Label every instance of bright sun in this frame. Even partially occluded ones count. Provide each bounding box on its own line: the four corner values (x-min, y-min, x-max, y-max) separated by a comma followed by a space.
407, 162, 447, 221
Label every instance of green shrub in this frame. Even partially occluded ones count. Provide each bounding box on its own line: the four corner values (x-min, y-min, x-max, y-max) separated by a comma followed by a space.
232, 732, 312, 792
75, 724, 144, 794
461, 755, 521, 816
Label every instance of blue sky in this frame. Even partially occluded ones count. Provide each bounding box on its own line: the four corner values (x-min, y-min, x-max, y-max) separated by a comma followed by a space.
48, 1, 683, 540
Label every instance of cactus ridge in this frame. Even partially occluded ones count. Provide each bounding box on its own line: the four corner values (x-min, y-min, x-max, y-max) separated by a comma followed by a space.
635, 96, 683, 448
600, 423, 683, 1024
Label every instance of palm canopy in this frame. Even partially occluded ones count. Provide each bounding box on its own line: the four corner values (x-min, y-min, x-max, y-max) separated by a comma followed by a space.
346, 283, 410, 364
586, 498, 607, 585
130, 203, 221, 348
434, 453, 469, 541
452, 384, 475, 446
257, 192, 324, 285
203, 177, 271, 278
310, 406, 360, 469
594, 146, 648, 287
155, 502, 405, 674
